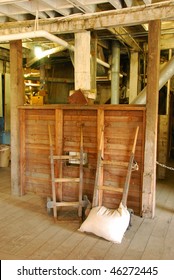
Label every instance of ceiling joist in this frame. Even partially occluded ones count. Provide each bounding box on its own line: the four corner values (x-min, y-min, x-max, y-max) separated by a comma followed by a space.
108, 0, 122, 9
0, 0, 172, 35
108, 26, 143, 52
67, 0, 96, 13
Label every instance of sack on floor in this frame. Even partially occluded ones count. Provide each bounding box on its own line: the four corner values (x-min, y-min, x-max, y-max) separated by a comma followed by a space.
78, 202, 130, 243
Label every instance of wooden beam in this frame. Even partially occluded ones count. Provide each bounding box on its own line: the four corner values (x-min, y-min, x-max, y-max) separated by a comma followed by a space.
90, 32, 97, 94
108, 0, 122, 9
108, 26, 142, 52
55, 109, 63, 201
142, 20, 161, 218
10, 40, 24, 195
143, 0, 152, 4
19, 109, 26, 195
129, 51, 139, 103
75, 31, 91, 90
124, 0, 133, 7
0, 1, 173, 35
66, 0, 96, 13
4, 73, 10, 130
97, 109, 104, 207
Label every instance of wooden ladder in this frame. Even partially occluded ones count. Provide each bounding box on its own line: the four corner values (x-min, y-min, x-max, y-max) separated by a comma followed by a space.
48, 125, 84, 220
92, 126, 139, 208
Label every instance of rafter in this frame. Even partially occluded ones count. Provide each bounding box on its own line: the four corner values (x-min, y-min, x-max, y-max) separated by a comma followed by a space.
143, 0, 152, 4
124, 0, 133, 7
0, 3, 30, 21
67, 0, 96, 13
13, 1, 48, 19
0, 0, 27, 4
0, 1, 173, 35
108, 0, 122, 9
108, 26, 143, 52
0, 4, 24, 15
40, 0, 72, 16
44, 10, 56, 18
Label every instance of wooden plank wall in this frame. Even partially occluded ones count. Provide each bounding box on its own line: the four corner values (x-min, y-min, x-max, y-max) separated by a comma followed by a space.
19, 105, 145, 215
20, 108, 55, 196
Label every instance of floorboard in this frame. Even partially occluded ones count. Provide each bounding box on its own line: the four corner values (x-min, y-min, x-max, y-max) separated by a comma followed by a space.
0, 165, 174, 260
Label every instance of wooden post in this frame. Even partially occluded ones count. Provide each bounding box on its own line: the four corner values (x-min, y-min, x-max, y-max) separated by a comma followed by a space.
97, 109, 104, 206
10, 40, 24, 195
142, 20, 161, 218
111, 41, 120, 104
129, 51, 139, 103
4, 73, 11, 131
55, 109, 63, 201
92, 108, 104, 207
75, 31, 90, 90
90, 32, 97, 95
19, 109, 26, 195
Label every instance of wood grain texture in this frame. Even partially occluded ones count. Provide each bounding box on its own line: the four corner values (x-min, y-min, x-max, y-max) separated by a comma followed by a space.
19, 105, 145, 215
1, 162, 173, 261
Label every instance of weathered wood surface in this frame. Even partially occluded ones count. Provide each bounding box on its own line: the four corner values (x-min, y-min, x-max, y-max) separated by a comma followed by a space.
1, 166, 174, 260
10, 40, 24, 195
142, 20, 161, 218
1, 1, 173, 35
19, 104, 145, 215
75, 31, 90, 91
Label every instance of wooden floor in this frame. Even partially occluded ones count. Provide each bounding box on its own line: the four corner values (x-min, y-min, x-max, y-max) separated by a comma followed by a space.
0, 164, 174, 260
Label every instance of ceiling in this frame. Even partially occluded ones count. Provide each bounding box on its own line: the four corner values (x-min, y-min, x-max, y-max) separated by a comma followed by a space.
0, 0, 173, 68
0, 0, 169, 22
0, 1, 150, 21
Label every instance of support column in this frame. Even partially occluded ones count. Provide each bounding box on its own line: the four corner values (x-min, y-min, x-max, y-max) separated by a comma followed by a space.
166, 49, 172, 115
129, 51, 139, 103
10, 40, 24, 195
75, 31, 90, 90
4, 74, 10, 130
111, 41, 120, 104
90, 32, 97, 95
142, 20, 161, 218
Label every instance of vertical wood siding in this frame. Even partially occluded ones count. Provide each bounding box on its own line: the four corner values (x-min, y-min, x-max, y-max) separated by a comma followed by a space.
19, 105, 145, 215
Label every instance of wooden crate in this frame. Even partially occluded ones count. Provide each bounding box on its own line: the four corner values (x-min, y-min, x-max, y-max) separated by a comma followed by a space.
19, 104, 145, 215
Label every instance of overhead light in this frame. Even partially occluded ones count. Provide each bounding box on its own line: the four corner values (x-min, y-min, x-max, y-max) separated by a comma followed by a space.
34, 46, 43, 58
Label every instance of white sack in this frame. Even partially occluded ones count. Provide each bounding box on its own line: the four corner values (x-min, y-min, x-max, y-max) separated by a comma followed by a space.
79, 202, 130, 243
